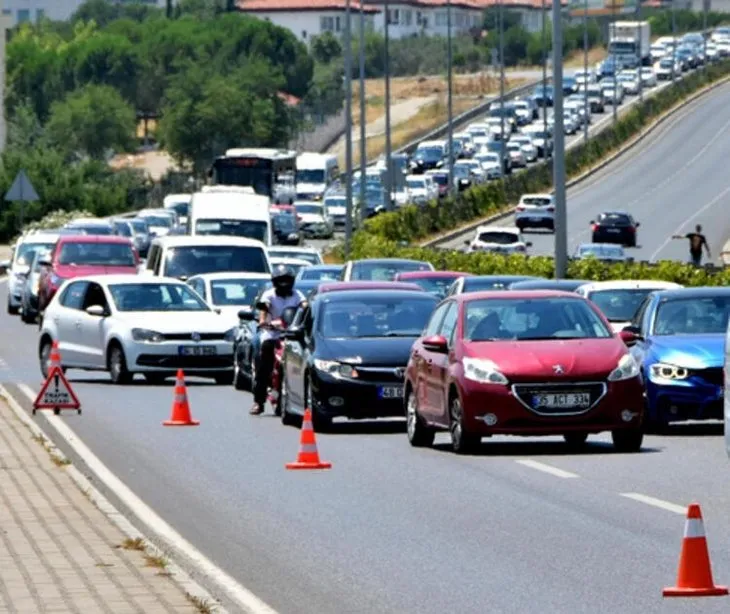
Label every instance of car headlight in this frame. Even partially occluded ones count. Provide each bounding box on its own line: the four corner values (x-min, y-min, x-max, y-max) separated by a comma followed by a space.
131, 328, 165, 343
463, 357, 508, 385
313, 359, 358, 378
649, 362, 690, 382
223, 327, 237, 343
608, 354, 640, 382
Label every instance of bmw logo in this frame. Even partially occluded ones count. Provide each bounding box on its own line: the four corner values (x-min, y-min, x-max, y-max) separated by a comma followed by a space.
191, 332, 201, 342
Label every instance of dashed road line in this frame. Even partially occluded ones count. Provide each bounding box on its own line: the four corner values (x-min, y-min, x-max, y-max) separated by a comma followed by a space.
620, 492, 686, 515
516, 460, 579, 479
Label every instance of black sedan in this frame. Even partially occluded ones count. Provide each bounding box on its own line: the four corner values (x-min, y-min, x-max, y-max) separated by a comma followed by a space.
590, 211, 640, 247
279, 289, 438, 430
272, 213, 301, 245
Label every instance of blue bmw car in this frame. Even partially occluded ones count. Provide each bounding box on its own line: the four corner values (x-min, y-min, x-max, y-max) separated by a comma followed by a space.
624, 287, 730, 428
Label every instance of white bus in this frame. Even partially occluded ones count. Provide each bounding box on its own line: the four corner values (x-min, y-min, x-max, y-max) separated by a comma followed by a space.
189, 190, 272, 245
295, 152, 339, 201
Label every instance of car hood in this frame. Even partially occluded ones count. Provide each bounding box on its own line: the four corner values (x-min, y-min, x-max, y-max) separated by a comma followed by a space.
647, 334, 725, 368
213, 305, 249, 328
319, 336, 416, 366
116, 311, 233, 333
55, 264, 138, 279
465, 338, 626, 379
299, 213, 326, 224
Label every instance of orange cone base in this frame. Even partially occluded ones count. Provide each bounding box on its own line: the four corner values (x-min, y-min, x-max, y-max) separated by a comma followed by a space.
163, 419, 200, 426
663, 586, 729, 597
285, 460, 332, 470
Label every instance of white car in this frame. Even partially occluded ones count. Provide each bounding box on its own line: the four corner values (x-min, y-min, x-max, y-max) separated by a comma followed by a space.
186, 272, 271, 324
294, 201, 334, 239
505, 142, 527, 167
509, 135, 538, 163
467, 225, 531, 255
137, 209, 175, 237
575, 280, 683, 332
511, 100, 533, 125
38, 275, 237, 385
406, 174, 433, 204
573, 242, 628, 262
573, 69, 596, 87
514, 193, 554, 232
267, 246, 323, 266
474, 152, 503, 180
562, 112, 579, 135
616, 72, 640, 95
268, 257, 312, 278
454, 159, 486, 182
640, 67, 657, 87
5, 231, 60, 315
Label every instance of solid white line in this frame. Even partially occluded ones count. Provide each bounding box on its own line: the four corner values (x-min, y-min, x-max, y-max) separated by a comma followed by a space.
620, 492, 687, 515
16, 383, 279, 614
515, 459, 579, 479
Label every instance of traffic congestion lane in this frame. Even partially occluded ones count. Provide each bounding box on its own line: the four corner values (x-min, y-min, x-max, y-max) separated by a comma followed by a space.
3, 283, 730, 613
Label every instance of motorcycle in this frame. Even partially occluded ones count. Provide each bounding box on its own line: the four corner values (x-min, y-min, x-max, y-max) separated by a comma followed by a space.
255, 305, 297, 415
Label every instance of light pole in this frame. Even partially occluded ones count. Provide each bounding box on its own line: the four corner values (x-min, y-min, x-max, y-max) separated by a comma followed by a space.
552, 0, 567, 278
358, 3, 367, 227
499, 0, 506, 145
383, 0, 393, 211
636, 0, 643, 103
344, 0, 354, 258
447, 0, 454, 195
611, 0, 617, 123
671, 0, 676, 82
702, 0, 708, 70
541, 0, 548, 157
582, 0, 589, 143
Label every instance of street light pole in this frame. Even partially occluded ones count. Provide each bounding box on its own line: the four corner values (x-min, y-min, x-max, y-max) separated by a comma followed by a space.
611, 0, 617, 123
344, 0, 354, 258
447, 0, 454, 196
499, 0, 506, 145
702, 0, 708, 70
384, 0, 393, 211
582, 0, 589, 143
552, 0, 567, 278
671, 0, 676, 82
358, 3, 367, 227
636, 0, 643, 103
541, 0, 548, 157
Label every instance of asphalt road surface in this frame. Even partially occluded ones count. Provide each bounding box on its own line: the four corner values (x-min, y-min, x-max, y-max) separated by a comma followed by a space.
2, 279, 730, 614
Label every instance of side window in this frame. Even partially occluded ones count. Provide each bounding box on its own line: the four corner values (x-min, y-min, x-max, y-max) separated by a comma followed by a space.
439, 302, 458, 346
59, 281, 89, 310
146, 245, 158, 271
632, 296, 651, 332
423, 303, 449, 337
81, 283, 109, 311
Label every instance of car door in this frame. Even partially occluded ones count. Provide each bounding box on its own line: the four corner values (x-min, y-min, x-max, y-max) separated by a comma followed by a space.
77, 282, 111, 368
53, 281, 89, 365
284, 304, 310, 409
414, 302, 450, 419
423, 302, 458, 423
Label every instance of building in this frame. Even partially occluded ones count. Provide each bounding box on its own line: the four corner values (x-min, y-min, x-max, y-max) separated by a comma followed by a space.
1, 0, 168, 26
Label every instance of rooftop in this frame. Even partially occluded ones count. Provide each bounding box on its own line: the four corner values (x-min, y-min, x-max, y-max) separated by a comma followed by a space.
237, 0, 380, 13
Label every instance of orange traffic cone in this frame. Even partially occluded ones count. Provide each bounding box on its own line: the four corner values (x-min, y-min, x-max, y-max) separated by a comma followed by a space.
285, 408, 331, 470
49, 341, 62, 370
663, 503, 728, 597
163, 370, 200, 426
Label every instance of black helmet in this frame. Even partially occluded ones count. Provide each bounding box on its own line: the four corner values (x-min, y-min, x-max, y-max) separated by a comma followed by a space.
272, 264, 295, 295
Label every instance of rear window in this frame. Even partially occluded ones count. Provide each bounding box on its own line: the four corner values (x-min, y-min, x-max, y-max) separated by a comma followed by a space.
598, 214, 631, 225
351, 261, 432, 281
521, 197, 551, 206
163, 245, 269, 277
477, 231, 519, 244
195, 219, 268, 242
58, 242, 135, 266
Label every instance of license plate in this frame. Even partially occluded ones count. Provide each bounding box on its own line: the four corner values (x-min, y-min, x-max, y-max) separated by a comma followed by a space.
178, 346, 217, 356
530, 217, 542, 222
533, 392, 591, 409
379, 386, 404, 399
607, 228, 621, 233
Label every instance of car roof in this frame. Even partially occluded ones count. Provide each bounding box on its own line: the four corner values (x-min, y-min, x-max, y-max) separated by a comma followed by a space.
598, 211, 631, 217
475, 225, 520, 233
268, 246, 320, 254
395, 271, 470, 280
316, 289, 437, 302
317, 281, 424, 293
509, 279, 587, 290
350, 258, 433, 266
576, 280, 682, 292
301, 264, 342, 270
454, 289, 587, 303
68, 274, 181, 285
56, 235, 133, 245
187, 272, 271, 282
469, 275, 541, 282
19, 233, 61, 244
269, 257, 313, 266
66, 218, 111, 226
152, 235, 266, 248
650, 287, 730, 300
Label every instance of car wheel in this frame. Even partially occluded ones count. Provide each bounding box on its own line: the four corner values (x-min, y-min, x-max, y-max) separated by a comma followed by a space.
280, 371, 299, 427
611, 428, 643, 453
563, 432, 588, 450
108, 344, 132, 385
7, 299, 18, 315
233, 357, 247, 391
449, 395, 480, 454
306, 373, 331, 431
40, 339, 52, 379
214, 372, 233, 386
406, 389, 435, 448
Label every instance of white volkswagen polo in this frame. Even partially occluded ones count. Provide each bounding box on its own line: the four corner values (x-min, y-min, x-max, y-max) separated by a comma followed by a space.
38, 275, 236, 385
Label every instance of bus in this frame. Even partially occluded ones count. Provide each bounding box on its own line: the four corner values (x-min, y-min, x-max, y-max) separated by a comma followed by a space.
209, 148, 297, 200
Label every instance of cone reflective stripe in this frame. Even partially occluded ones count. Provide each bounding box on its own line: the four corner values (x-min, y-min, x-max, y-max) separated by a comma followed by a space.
285, 408, 331, 470
49, 341, 61, 369
163, 369, 200, 426
664, 503, 728, 598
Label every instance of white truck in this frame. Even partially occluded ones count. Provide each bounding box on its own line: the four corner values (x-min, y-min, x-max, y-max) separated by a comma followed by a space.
608, 21, 651, 67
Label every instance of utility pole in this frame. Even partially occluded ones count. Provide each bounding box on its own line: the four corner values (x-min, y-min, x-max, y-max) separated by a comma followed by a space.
611, 0, 617, 123
499, 0, 506, 145
344, 0, 354, 258
552, 0, 567, 278
671, 0, 677, 82
636, 0, 643, 103
166, 0, 173, 18
447, 0, 454, 196
541, 0, 548, 157
582, 0, 589, 143
358, 3, 367, 227
702, 0, 708, 70
383, 0, 393, 211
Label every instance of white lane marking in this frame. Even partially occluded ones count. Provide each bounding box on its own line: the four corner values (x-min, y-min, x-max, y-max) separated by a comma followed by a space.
16, 383, 279, 614
0, 276, 7, 284
650, 183, 730, 261
620, 492, 686, 515
516, 459, 579, 479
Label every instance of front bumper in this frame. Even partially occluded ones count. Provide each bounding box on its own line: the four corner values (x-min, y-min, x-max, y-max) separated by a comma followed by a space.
311, 369, 405, 419
646, 375, 723, 423
129, 340, 234, 373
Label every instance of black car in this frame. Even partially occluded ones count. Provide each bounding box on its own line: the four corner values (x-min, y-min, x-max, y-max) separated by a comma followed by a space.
445, 275, 543, 296
279, 289, 438, 429
590, 211, 639, 247
272, 213, 301, 245
508, 279, 589, 292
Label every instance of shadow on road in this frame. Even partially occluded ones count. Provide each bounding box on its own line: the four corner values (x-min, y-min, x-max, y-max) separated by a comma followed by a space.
656, 422, 724, 437
325, 419, 406, 436
432, 439, 662, 457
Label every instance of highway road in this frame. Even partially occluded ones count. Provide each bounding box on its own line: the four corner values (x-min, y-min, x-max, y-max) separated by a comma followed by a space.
433, 79, 730, 265
2, 279, 730, 614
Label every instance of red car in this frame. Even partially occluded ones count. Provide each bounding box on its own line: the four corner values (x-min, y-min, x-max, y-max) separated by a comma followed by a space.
404, 290, 645, 454
38, 235, 139, 312
394, 271, 471, 298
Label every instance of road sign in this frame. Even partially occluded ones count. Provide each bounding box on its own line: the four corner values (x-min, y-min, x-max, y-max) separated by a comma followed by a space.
5, 170, 39, 202
33, 366, 81, 415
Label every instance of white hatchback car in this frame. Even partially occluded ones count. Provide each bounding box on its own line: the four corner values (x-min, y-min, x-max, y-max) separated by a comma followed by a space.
467, 225, 531, 255
514, 193, 555, 232
39, 275, 237, 385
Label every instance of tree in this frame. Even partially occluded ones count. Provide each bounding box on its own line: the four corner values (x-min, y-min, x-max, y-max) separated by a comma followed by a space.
69, 33, 140, 102
310, 32, 342, 64
46, 85, 137, 160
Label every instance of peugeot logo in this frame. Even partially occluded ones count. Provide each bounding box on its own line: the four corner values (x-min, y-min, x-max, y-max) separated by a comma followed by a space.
553, 364, 564, 375
191, 332, 201, 342
393, 367, 405, 379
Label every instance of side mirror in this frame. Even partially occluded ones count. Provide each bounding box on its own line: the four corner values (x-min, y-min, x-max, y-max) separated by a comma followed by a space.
635, 222, 641, 227
589, 220, 595, 225
237, 308, 256, 322
283, 327, 305, 342
38, 258, 52, 268
0, 259, 9, 269
619, 326, 642, 346
526, 241, 533, 247
86, 305, 106, 317
422, 334, 449, 353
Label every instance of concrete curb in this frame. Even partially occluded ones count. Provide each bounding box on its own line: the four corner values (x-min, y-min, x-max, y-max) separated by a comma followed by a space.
420, 70, 730, 250
0, 385, 229, 614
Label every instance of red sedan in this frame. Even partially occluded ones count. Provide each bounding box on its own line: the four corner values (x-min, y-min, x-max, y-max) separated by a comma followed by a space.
404, 290, 645, 454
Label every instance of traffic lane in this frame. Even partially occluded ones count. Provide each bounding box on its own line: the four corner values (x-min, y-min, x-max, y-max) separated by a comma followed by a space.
523, 80, 730, 262
10, 370, 730, 614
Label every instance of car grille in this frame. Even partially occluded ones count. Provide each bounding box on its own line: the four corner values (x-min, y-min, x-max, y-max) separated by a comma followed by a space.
161, 333, 227, 341
352, 366, 406, 383
511, 382, 607, 416
695, 367, 723, 387
136, 354, 232, 369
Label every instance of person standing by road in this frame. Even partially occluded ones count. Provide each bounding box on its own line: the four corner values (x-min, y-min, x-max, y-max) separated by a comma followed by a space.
672, 225, 711, 267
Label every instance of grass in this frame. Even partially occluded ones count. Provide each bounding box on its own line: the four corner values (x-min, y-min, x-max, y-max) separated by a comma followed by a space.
564, 46, 607, 69
186, 593, 217, 614
118, 537, 146, 551
143, 553, 168, 569
30, 432, 71, 467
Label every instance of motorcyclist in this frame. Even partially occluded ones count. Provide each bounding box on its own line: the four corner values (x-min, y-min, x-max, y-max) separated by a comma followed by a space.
250, 264, 306, 415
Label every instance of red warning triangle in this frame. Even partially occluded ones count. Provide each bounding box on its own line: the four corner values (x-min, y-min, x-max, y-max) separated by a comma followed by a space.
34, 366, 80, 410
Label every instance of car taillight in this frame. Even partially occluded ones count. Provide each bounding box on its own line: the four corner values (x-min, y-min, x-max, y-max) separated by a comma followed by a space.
516, 205, 526, 211
592, 224, 598, 231
628, 226, 636, 233
546, 206, 555, 212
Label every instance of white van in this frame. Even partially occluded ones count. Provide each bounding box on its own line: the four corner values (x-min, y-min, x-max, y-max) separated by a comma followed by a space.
295, 153, 339, 201
189, 190, 272, 245
143, 235, 271, 280
163, 194, 192, 228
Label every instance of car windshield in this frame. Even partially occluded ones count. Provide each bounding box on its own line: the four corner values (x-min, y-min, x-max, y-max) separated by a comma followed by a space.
13, 242, 55, 267
598, 214, 631, 226
114, 223, 132, 237
296, 204, 324, 216
58, 242, 135, 266
477, 231, 518, 244
416, 146, 442, 160
142, 216, 172, 228
652, 296, 730, 335
209, 278, 271, 306
587, 288, 659, 322
163, 245, 268, 277
325, 198, 346, 209
407, 178, 426, 189
129, 220, 148, 233
465, 297, 612, 341
296, 169, 326, 184
300, 267, 342, 281
577, 245, 624, 259
195, 219, 267, 242
522, 197, 551, 206
351, 261, 431, 281
464, 278, 521, 292
168, 202, 189, 217
109, 283, 209, 312
273, 214, 297, 232
429, 174, 448, 185
270, 251, 321, 265
320, 297, 436, 338
409, 277, 460, 299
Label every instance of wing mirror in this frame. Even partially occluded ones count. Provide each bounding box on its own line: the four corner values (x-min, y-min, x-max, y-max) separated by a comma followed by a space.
619, 326, 642, 346
0, 259, 9, 270
422, 334, 449, 353
635, 222, 641, 227
86, 305, 107, 317
589, 220, 595, 225
526, 241, 533, 247
38, 258, 52, 268
237, 308, 256, 322
283, 327, 305, 342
